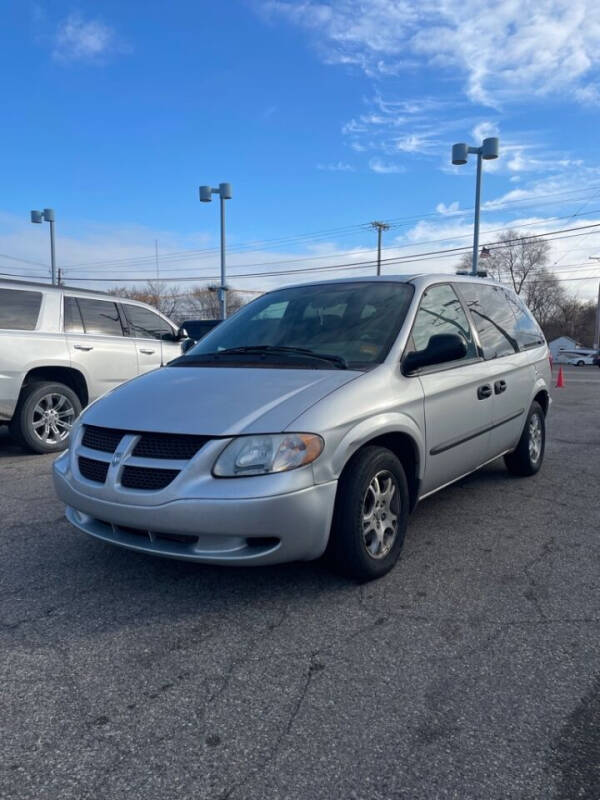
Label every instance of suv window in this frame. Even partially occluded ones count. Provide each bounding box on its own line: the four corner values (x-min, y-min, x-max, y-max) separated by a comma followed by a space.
0, 288, 42, 330
459, 283, 519, 359
410, 284, 477, 361
503, 289, 545, 349
75, 298, 124, 337
64, 296, 84, 333
123, 304, 173, 340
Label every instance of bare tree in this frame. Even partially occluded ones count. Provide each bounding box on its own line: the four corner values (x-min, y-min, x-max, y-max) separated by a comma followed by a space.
109, 282, 256, 324
543, 297, 596, 345
109, 281, 182, 320
457, 228, 565, 325
521, 269, 565, 329
458, 229, 552, 291
182, 286, 247, 320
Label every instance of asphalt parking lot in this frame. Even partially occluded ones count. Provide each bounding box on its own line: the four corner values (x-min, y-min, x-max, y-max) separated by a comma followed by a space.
1, 364, 599, 800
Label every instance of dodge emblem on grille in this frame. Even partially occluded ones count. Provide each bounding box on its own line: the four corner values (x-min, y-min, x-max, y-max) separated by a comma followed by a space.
112, 450, 124, 467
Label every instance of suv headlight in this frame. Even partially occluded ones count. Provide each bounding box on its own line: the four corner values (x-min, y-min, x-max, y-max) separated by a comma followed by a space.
213, 433, 324, 477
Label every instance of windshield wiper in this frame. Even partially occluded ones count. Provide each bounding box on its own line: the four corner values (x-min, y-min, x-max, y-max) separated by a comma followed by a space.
218, 345, 348, 369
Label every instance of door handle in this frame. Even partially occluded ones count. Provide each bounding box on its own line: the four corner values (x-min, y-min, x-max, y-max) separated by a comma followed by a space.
73, 344, 93, 351
140, 348, 156, 355
494, 380, 507, 394
477, 384, 492, 400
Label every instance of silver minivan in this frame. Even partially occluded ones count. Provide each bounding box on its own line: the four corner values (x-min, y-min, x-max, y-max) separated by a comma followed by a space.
0, 279, 183, 453
53, 274, 551, 580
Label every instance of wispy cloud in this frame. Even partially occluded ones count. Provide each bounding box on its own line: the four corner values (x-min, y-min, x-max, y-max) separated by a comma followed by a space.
52, 13, 128, 63
259, 0, 600, 107
369, 157, 405, 174
317, 161, 355, 171
436, 201, 462, 216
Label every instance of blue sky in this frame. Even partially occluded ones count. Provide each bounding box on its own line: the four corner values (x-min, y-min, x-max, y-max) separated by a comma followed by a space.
1, 0, 600, 296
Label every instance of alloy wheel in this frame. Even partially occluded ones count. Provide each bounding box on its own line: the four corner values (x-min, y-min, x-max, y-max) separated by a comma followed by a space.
362, 470, 400, 559
32, 393, 76, 445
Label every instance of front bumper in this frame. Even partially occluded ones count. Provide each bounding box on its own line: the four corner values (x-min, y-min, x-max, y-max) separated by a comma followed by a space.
53, 464, 338, 566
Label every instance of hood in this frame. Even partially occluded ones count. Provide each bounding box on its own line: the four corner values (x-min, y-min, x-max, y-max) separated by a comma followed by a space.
81, 365, 361, 435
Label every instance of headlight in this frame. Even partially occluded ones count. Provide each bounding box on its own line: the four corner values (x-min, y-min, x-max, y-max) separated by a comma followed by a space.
213, 433, 324, 477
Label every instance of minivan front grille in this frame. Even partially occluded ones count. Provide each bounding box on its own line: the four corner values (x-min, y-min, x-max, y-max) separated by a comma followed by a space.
79, 456, 109, 484
121, 466, 179, 491
132, 432, 209, 460
82, 425, 126, 453
81, 425, 209, 461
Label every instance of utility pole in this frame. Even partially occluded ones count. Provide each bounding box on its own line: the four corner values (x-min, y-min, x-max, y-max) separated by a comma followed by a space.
589, 258, 600, 349
57, 268, 63, 286
370, 221, 390, 276
595, 282, 600, 351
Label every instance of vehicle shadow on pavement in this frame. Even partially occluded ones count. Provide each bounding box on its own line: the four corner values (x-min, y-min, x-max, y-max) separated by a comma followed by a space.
2, 457, 526, 645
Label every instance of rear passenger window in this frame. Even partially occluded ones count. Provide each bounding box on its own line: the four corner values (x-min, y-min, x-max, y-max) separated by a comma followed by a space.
503, 290, 545, 349
76, 298, 124, 337
123, 304, 173, 340
64, 296, 84, 333
0, 288, 42, 330
459, 284, 519, 359
410, 284, 477, 361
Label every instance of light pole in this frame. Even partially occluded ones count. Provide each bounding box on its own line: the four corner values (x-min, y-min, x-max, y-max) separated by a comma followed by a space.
30, 208, 57, 285
370, 221, 390, 276
451, 137, 499, 276
199, 183, 233, 320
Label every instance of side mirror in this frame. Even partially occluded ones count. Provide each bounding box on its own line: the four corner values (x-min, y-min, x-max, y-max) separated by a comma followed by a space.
181, 338, 195, 354
177, 326, 188, 340
403, 333, 467, 373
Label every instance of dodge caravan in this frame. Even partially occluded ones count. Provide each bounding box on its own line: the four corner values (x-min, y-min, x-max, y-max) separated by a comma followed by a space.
53, 275, 551, 580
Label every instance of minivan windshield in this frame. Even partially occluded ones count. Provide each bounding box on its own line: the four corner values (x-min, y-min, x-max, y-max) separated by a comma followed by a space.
179, 281, 414, 369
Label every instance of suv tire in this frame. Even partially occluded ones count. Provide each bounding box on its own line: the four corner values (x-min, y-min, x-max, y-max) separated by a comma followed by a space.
504, 401, 545, 477
327, 446, 409, 581
10, 381, 81, 454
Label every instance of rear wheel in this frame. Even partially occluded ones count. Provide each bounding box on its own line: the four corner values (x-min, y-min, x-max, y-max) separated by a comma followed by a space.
9, 381, 81, 454
504, 401, 545, 477
577, 360, 585, 367
327, 446, 409, 581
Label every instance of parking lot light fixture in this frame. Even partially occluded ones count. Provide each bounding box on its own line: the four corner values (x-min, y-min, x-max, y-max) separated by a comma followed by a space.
199, 183, 233, 320
451, 137, 499, 276
30, 208, 57, 285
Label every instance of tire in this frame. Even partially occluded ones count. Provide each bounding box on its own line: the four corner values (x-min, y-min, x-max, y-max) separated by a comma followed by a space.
504, 401, 545, 477
326, 446, 409, 581
9, 381, 81, 454
577, 360, 584, 367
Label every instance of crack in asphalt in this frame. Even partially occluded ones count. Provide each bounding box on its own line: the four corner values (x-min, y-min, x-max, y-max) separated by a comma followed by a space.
218, 651, 323, 800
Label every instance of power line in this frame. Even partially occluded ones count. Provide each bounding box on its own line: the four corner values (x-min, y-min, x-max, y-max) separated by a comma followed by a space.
60, 224, 600, 284
59, 209, 600, 280
56, 183, 600, 272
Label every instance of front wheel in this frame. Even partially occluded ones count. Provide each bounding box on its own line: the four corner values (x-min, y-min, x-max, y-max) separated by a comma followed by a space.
504, 401, 545, 477
9, 381, 81, 454
327, 446, 409, 581
577, 360, 585, 367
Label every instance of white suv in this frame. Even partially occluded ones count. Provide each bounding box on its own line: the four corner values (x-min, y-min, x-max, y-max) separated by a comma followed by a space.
0, 279, 183, 453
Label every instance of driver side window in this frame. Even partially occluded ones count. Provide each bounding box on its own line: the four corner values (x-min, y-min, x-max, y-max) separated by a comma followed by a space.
411, 284, 477, 360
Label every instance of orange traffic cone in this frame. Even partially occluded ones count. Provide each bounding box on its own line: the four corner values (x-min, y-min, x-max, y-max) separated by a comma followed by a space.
556, 366, 565, 388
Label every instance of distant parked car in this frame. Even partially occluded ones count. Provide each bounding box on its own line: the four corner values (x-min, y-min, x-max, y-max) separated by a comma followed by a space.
556, 349, 596, 366
0, 279, 183, 453
180, 319, 221, 352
